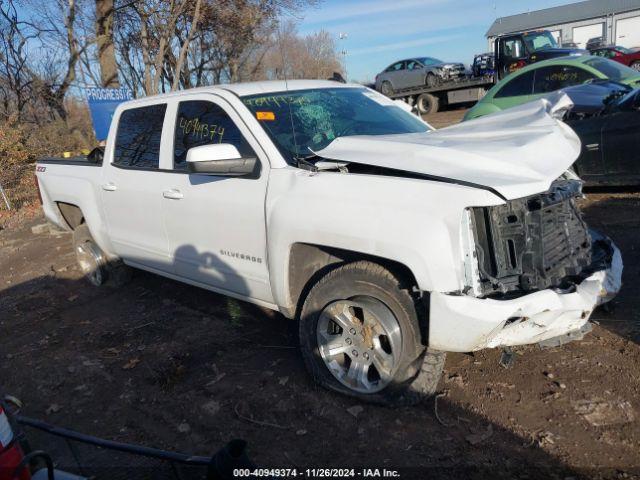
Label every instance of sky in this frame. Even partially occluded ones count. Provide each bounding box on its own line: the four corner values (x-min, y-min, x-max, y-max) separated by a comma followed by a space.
296, 0, 576, 82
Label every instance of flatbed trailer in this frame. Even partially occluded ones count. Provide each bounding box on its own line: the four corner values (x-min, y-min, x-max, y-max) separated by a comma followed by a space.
386, 76, 496, 114
380, 30, 586, 115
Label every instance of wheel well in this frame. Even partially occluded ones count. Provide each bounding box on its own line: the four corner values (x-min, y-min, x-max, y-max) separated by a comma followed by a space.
56, 202, 84, 229
287, 243, 421, 319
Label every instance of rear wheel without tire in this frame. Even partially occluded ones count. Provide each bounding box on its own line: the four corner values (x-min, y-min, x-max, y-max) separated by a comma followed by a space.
299, 261, 445, 405
416, 93, 439, 115
73, 224, 131, 287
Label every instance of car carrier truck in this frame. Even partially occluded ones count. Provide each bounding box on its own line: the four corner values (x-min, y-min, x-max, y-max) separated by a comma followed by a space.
382, 30, 586, 114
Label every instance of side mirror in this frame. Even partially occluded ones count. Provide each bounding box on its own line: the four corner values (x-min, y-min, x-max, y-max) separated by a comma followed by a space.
186, 144, 258, 176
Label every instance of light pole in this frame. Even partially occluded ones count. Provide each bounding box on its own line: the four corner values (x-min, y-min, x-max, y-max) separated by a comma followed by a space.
339, 32, 348, 81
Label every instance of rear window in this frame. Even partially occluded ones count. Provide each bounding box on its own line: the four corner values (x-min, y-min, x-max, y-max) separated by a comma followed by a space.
494, 70, 534, 98
113, 104, 166, 169
584, 57, 639, 82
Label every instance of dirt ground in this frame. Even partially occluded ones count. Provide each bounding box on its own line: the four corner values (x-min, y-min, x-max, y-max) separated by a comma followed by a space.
1, 109, 639, 479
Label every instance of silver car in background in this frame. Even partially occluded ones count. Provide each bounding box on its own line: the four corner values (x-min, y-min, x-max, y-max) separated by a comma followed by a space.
375, 57, 467, 95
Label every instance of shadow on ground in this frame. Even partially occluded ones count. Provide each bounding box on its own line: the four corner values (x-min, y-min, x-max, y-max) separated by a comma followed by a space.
1, 268, 579, 479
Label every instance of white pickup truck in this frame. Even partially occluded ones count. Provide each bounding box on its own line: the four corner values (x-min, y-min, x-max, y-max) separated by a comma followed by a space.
35, 80, 622, 404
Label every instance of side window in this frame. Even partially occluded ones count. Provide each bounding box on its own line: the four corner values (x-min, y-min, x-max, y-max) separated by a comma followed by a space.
502, 38, 526, 58
494, 70, 535, 98
533, 66, 595, 94
406, 60, 420, 70
173, 100, 254, 170
113, 104, 166, 169
387, 61, 405, 72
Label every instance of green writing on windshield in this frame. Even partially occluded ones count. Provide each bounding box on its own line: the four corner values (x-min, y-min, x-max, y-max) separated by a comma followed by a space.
179, 116, 225, 143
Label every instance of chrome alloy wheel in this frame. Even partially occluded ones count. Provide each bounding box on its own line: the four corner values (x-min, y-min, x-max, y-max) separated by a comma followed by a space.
76, 241, 105, 286
316, 297, 402, 393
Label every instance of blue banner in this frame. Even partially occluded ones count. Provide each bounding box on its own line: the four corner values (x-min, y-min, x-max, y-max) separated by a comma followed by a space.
86, 87, 133, 141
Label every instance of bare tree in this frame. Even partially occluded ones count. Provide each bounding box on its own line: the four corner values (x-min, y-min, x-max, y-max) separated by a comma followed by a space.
113, 0, 319, 94
171, 0, 202, 90
2, 0, 326, 121
95, 0, 119, 87
261, 21, 341, 81
0, 0, 36, 120
19, 0, 96, 119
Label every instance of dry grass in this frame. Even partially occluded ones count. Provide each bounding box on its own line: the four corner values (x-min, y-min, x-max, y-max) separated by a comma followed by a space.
0, 100, 95, 227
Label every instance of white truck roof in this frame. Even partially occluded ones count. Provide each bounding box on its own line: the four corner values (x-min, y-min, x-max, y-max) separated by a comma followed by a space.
122, 80, 357, 106
221, 79, 355, 96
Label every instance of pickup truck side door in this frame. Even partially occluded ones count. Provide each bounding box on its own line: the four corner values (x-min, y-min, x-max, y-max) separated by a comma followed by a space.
101, 103, 172, 272
160, 95, 273, 303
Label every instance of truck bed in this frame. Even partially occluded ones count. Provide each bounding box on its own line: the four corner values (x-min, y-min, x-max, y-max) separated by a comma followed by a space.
38, 156, 102, 167
35, 154, 105, 234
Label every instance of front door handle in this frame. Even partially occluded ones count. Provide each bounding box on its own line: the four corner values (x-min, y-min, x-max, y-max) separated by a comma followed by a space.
101, 183, 117, 192
162, 189, 184, 200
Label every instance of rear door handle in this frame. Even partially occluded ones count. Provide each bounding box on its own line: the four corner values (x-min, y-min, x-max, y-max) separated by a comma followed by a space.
162, 189, 183, 200
101, 183, 117, 192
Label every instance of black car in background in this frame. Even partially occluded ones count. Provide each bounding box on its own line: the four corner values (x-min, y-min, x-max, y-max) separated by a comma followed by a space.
553, 81, 640, 186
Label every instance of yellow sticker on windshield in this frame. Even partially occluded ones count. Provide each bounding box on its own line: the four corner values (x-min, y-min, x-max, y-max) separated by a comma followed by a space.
256, 111, 275, 121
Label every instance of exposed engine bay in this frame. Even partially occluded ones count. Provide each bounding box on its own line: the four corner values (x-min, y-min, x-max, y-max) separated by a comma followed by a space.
468, 179, 612, 297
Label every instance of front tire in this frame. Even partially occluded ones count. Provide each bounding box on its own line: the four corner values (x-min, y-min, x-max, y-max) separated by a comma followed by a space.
299, 261, 444, 405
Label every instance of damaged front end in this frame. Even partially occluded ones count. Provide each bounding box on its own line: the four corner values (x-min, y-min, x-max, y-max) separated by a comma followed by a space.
429, 178, 622, 352
436, 63, 467, 82
467, 178, 596, 297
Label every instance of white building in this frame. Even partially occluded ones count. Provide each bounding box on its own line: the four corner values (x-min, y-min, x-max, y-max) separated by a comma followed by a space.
487, 0, 640, 50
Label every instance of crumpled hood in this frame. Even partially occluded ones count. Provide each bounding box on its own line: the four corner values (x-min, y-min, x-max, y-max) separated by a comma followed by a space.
315, 95, 580, 200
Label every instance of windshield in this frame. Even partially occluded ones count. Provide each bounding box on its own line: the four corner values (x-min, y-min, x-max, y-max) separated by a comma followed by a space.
417, 57, 443, 65
242, 88, 429, 163
585, 57, 640, 82
522, 31, 559, 51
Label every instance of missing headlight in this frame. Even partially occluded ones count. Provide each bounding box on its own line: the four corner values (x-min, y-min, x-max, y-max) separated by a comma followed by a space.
467, 179, 592, 297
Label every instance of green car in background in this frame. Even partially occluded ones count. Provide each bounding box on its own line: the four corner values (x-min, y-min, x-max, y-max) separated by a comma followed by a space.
464, 56, 640, 120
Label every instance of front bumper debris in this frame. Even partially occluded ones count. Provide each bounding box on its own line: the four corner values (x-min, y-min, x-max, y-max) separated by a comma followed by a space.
428, 235, 622, 352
